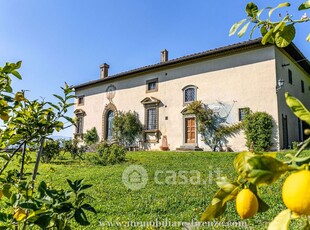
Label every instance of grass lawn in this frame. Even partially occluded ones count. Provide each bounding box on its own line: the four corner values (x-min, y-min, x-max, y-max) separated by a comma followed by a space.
20, 150, 309, 229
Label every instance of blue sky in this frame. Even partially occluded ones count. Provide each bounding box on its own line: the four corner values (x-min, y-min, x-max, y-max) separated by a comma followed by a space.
0, 0, 309, 137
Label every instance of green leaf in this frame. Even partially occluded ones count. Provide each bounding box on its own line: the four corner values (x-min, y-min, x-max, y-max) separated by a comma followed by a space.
0, 213, 7, 222
229, 19, 247, 36
262, 28, 275, 45
249, 184, 269, 213
267, 209, 291, 230
81, 204, 97, 214
63, 116, 74, 124
80, 184, 92, 191
201, 182, 239, 221
74, 208, 90, 226
275, 24, 296, 47
234, 151, 255, 176
216, 177, 238, 193
53, 202, 74, 213
285, 93, 310, 125
249, 21, 264, 38
238, 22, 251, 38
260, 25, 268, 36
47, 102, 60, 111
269, 2, 291, 18
0, 154, 11, 161
274, 21, 286, 33
19, 202, 37, 210
307, 33, 310, 42
53, 94, 66, 104
201, 201, 226, 221
33, 214, 52, 229
15, 61, 22, 69
299, 1, 310, 10
256, 8, 266, 19
246, 2, 259, 18
11, 70, 22, 80
245, 155, 290, 185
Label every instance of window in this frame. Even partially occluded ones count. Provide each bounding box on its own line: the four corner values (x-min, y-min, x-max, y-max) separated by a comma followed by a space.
146, 108, 156, 130
301, 80, 305, 93
77, 96, 84, 105
76, 116, 83, 134
141, 97, 160, 142
288, 69, 292, 84
106, 110, 114, 140
74, 109, 86, 135
239, 108, 249, 121
183, 85, 197, 104
146, 78, 158, 92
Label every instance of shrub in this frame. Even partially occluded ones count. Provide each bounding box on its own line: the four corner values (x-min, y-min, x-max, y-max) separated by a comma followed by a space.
243, 111, 274, 151
62, 138, 87, 160
42, 139, 61, 163
83, 127, 99, 146
90, 142, 126, 165
113, 111, 143, 147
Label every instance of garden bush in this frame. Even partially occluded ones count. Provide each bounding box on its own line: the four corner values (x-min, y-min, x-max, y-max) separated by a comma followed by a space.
41, 139, 61, 163
90, 142, 126, 165
83, 127, 99, 146
243, 111, 274, 152
62, 138, 87, 160
113, 110, 143, 147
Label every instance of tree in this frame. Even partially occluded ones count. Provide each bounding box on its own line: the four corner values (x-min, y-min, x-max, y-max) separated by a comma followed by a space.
41, 139, 61, 163
0, 61, 95, 229
186, 101, 242, 151
113, 111, 143, 147
62, 138, 87, 160
230, 1, 310, 47
83, 127, 99, 146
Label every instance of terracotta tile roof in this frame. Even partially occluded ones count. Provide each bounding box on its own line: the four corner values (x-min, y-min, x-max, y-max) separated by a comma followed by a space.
73, 38, 310, 89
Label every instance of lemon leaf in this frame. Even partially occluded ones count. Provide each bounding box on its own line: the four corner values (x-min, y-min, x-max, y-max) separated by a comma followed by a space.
299, 1, 310, 10
275, 24, 296, 47
246, 155, 290, 185
267, 209, 291, 230
229, 19, 247, 36
201, 182, 239, 221
285, 93, 310, 125
234, 151, 255, 177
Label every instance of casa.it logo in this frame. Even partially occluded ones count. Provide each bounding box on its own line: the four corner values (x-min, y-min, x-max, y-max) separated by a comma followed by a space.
122, 165, 148, 191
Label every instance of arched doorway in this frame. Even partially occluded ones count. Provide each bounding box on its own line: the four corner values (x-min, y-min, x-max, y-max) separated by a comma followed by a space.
106, 110, 114, 141
102, 102, 117, 141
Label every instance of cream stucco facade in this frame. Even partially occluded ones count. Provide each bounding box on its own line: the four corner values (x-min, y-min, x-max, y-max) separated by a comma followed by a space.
73, 39, 310, 151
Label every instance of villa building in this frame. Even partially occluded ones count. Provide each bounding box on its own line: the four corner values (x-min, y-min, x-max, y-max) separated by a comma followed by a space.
73, 39, 310, 151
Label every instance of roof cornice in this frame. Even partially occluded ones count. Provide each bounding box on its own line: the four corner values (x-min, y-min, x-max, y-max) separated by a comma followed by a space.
73, 38, 309, 90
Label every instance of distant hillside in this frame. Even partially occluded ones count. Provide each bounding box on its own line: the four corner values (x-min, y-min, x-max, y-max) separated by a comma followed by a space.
49, 135, 72, 140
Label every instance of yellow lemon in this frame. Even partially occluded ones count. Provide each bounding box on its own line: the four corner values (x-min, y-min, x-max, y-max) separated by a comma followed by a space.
13, 208, 26, 221
282, 170, 310, 215
14, 92, 25, 102
236, 188, 259, 219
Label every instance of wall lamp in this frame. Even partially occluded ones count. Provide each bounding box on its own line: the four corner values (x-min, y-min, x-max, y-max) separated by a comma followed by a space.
276, 79, 285, 92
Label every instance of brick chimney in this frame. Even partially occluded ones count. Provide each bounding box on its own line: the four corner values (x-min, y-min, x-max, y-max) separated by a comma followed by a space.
161, 49, 168, 62
100, 63, 109, 79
